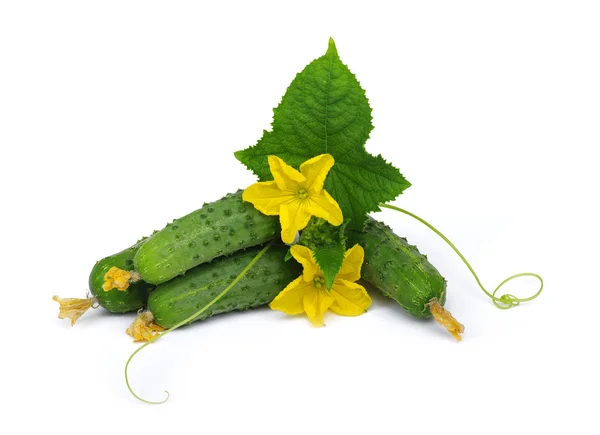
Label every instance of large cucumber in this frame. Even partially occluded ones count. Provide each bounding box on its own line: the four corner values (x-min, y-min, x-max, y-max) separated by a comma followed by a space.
89, 238, 154, 313
347, 217, 447, 318
148, 244, 301, 328
134, 190, 280, 285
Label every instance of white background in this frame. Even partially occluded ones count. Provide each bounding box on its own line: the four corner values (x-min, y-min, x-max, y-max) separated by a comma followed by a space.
1, 1, 598, 434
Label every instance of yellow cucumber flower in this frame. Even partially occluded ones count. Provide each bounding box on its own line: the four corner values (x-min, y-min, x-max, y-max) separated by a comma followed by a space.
270, 244, 371, 326
242, 154, 343, 244
103, 266, 140, 292
126, 311, 165, 342
53, 295, 98, 326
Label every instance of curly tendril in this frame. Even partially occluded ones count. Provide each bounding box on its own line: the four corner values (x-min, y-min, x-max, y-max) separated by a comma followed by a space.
124, 241, 274, 404
378, 203, 543, 309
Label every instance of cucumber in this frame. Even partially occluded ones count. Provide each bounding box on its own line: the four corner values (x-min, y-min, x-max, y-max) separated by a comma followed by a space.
347, 217, 447, 318
134, 190, 280, 285
89, 238, 153, 313
148, 244, 301, 328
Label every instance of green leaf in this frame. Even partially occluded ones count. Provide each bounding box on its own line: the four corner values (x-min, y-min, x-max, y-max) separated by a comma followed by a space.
235, 38, 411, 230
299, 217, 347, 290
314, 247, 344, 291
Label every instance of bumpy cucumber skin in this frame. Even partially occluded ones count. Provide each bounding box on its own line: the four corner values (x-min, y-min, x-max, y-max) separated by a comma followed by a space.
347, 217, 447, 318
135, 191, 280, 285
89, 239, 153, 313
148, 245, 301, 328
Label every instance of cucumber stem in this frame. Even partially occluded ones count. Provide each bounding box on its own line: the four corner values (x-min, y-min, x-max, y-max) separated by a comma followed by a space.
124, 241, 274, 405
426, 298, 464, 341
379, 203, 544, 309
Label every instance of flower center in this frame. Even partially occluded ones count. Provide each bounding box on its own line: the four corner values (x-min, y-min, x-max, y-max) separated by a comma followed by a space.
297, 188, 309, 200
313, 275, 325, 289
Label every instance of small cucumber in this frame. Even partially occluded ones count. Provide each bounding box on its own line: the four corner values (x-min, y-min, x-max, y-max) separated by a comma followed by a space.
347, 217, 447, 318
134, 191, 280, 285
89, 238, 153, 313
148, 244, 301, 328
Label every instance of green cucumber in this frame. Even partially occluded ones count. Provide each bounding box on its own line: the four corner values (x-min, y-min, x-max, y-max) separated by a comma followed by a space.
134, 190, 280, 285
347, 217, 447, 318
148, 244, 300, 328
89, 238, 153, 313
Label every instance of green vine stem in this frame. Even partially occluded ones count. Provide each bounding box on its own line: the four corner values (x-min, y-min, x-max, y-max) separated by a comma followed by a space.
379, 203, 543, 309
124, 241, 274, 404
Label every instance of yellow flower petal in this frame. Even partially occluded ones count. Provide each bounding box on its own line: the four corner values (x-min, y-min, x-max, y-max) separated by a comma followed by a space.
303, 287, 335, 327
270, 277, 313, 315
126, 311, 165, 342
242, 181, 295, 216
329, 280, 372, 316
268, 155, 306, 191
290, 245, 318, 282
242, 154, 343, 242
299, 153, 335, 192
103, 266, 140, 292
279, 199, 312, 244
428, 299, 464, 342
53, 295, 97, 326
336, 244, 365, 282
306, 190, 343, 226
